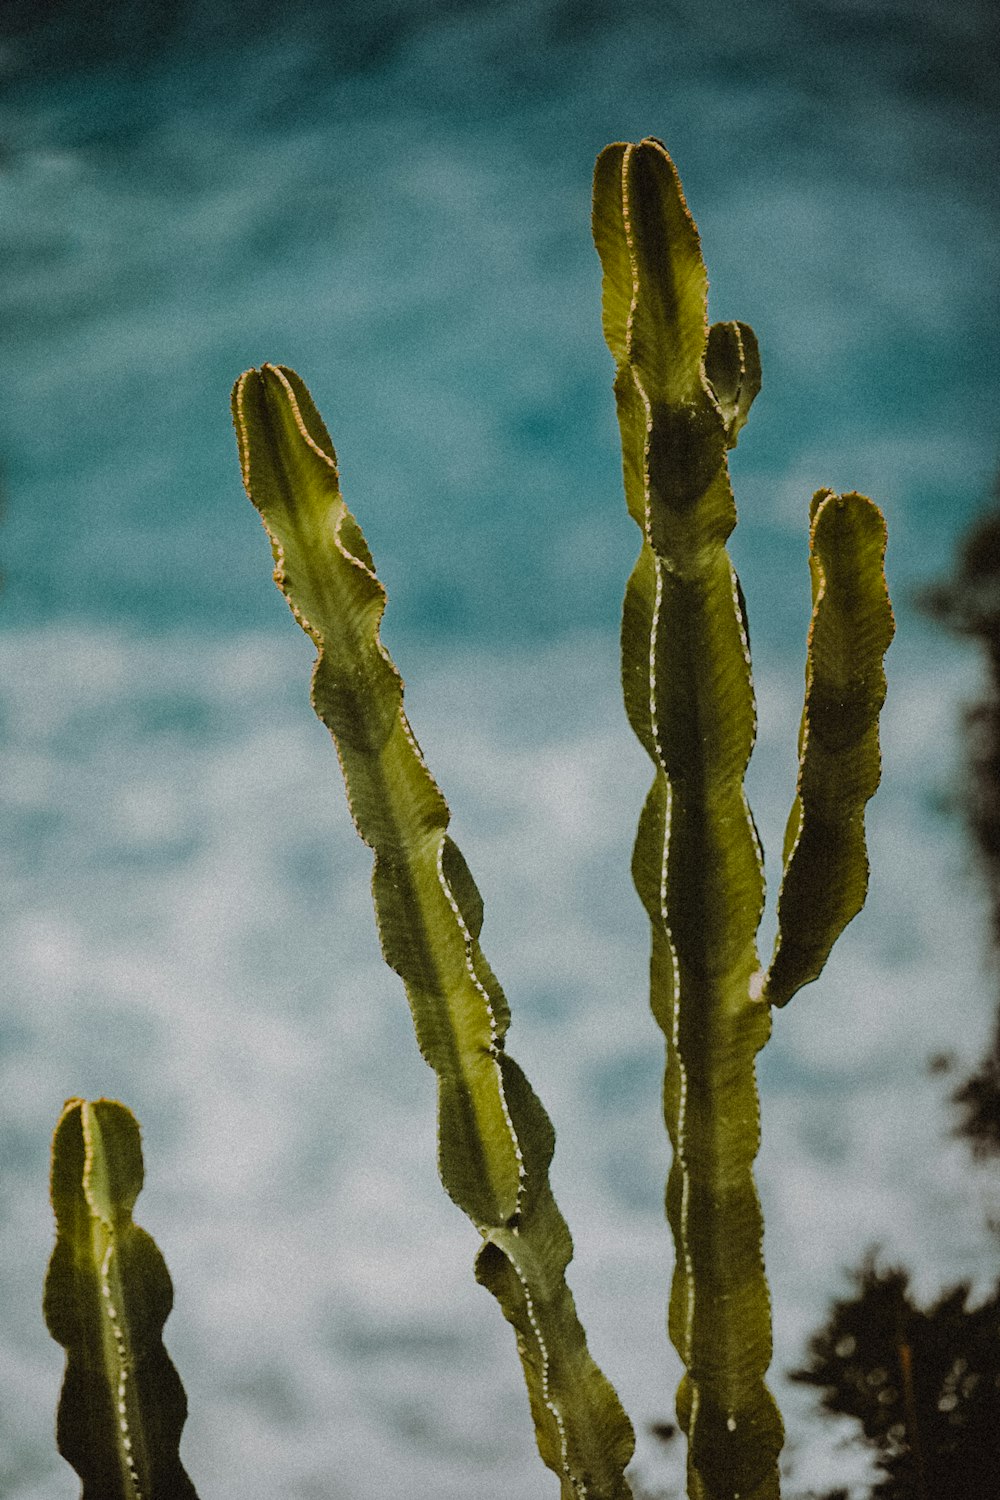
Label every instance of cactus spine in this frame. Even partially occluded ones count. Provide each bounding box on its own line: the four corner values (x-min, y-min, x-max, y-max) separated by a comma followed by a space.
593, 139, 893, 1500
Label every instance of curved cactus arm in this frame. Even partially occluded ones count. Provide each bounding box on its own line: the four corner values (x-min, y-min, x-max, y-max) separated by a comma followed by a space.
43, 1098, 198, 1500
594, 138, 782, 1500
232, 363, 635, 1500
762, 490, 894, 1008
704, 321, 761, 451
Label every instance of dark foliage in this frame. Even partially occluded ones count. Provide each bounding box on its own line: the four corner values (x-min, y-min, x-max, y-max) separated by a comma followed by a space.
922, 502, 1000, 1156
791, 1257, 1000, 1500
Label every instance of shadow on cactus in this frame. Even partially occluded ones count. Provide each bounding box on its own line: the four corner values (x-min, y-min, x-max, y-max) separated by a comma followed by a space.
44, 140, 893, 1500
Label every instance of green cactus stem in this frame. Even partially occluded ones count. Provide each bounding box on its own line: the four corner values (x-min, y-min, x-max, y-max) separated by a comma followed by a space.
763, 488, 894, 1008
43, 1098, 198, 1500
593, 138, 892, 1500
232, 363, 635, 1500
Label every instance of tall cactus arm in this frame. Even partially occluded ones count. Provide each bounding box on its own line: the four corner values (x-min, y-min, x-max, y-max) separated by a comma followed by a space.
594, 139, 782, 1500
43, 1099, 198, 1500
762, 489, 894, 1008
232, 364, 635, 1500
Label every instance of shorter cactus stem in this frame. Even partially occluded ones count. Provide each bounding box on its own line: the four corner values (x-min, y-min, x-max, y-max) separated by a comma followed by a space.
44, 1098, 198, 1500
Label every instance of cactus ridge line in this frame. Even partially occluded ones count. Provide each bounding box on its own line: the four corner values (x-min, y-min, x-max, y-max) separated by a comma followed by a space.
434, 828, 526, 1197
508, 1242, 579, 1497
621, 144, 706, 1391
80, 1103, 145, 1500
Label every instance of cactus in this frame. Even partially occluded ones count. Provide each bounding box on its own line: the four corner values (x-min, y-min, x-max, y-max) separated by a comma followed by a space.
43, 1098, 198, 1500
41, 139, 893, 1500
231, 363, 636, 1500
592, 138, 893, 1500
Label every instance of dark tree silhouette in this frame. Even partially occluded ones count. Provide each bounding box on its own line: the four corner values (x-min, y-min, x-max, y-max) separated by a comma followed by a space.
922, 498, 1000, 1156
791, 1258, 1000, 1500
